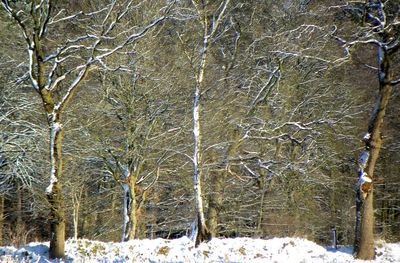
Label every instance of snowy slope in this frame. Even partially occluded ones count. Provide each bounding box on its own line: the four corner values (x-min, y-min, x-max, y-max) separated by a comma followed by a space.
1, 237, 399, 262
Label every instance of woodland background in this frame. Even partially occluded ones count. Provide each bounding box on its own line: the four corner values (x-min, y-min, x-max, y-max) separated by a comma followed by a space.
0, 0, 399, 249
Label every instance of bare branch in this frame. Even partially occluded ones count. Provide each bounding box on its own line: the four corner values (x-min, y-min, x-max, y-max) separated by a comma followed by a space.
250, 65, 281, 109
209, 0, 231, 38
95, 16, 166, 61
390, 78, 400, 86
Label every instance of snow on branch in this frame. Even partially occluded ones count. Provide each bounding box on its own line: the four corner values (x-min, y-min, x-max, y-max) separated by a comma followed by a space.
49, 7, 109, 25
272, 122, 313, 132
95, 15, 167, 61
37, 0, 51, 37
333, 0, 400, 55
269, 50, 331, 63
1, 1, 39, 91
56, 62, 91, 112
1, 1, 30, 45
240, 162, 259, 178
334, 35, 384, 49
386, 31, 400, 51
209, 0, 231, 38
28, 49, 40, 91
250, 65, 281, 109
390, 78, 400, 86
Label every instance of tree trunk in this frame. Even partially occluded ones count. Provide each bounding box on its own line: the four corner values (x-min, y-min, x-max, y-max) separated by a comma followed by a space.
354, 47, 392, 260
192, 26, 211, 246
136, 184, 149, 239
193, 90, 211, 246
121, 162, 147, 241
46, 120, 66, 259
0, 195, 3, 246
15, 181, 23, 246
356, 191, 375, 259
128, 176, 138, 240
48, 183, 65, 259
256, 178, 267, 237
207, 128, 241, 237
121, 174, 139, 241
121, 183, 130, 241
191, 0, 230, 245
72, 189, 82, 241
207, 169, 224, 237
16, 181, 22, 226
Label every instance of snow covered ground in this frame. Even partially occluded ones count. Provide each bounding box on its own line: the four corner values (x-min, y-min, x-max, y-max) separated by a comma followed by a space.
0, 237, 399, 262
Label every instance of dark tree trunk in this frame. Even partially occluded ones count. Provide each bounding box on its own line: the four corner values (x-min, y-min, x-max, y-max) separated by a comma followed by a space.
207, 128, 241, 237
207, 169, 224, 237
46, 120, 66, 259
48, 183, 65, 259
356, 191, 375, 259
195, 214, 212, 246
0, 195, 3, 246
354, 47, 393, 260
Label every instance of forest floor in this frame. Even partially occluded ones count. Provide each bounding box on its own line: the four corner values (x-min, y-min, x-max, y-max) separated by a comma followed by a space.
0, 236, 399, 262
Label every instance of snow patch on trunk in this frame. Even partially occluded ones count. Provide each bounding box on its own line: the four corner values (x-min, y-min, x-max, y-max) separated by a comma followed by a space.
46, 121, 62, 194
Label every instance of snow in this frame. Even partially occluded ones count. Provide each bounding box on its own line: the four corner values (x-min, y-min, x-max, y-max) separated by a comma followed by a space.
28, 49, 40, 91
363, 133, 371, 141
46, 121, 62, 194
359, 151, 369, 168
45, 178, 57, 194
1, 237, 399, 263
359, 172, 372, 183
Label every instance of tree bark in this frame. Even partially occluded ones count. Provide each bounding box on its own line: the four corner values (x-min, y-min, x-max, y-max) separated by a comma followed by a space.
207, 169, 224, 237
193, 87, 211, 246
207, 129, 241, 237
0, 195, 3, 246
48, 183, 65, 259
192, 8, 211, 246
127, 175, 138, 240
121, 167, 140, 241
354, 47, 393, 260
16, 181, 23, 245
256, 178, 267, 237
121, 162, 147, 241
46, 119, 66, 259
191, 0, 230, 246
121, 182, 130, 241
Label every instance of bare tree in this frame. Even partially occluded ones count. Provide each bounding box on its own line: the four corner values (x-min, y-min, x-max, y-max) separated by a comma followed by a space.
1, 0, 170, 258
99, 70, 164, 241
334, 0, 400, 259
181, 0, 232, 246
0, 42, 44, 245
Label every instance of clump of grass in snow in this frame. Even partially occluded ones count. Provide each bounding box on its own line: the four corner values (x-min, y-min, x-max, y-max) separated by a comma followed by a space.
157, 246, 170, 256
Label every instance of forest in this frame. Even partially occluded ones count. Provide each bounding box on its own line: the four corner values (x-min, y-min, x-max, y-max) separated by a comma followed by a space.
0, 0, 399, 261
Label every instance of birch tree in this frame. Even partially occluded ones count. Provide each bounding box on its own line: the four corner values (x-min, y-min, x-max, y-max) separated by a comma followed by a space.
334, 0, 400, 259
1, 0, 170, 258
185, 0, 231, 246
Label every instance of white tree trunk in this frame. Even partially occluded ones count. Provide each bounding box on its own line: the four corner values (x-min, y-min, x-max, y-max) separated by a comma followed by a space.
191, 0, 231, 245
192, 27, 210, 247
192, 85, 207, 233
